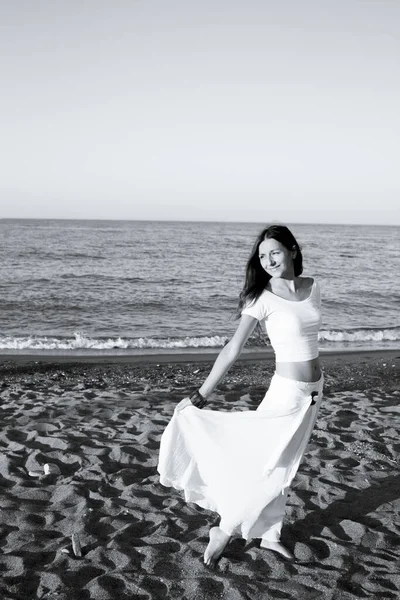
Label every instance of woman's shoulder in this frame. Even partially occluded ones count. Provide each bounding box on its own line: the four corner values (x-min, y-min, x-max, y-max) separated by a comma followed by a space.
298, 276, 315, 290
298, 277, 320, 302
241, 288, 271, 320
301, 277, 321, 305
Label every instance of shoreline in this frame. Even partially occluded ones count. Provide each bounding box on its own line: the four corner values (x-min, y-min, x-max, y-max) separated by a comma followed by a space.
1, 347, 398, 396
0, 346, 399, 365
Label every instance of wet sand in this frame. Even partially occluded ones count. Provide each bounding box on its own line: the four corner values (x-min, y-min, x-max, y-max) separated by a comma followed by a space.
0, 349, 399, 599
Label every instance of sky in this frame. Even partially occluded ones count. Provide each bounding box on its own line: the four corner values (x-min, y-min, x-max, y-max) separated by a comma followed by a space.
1, 0, 399, 225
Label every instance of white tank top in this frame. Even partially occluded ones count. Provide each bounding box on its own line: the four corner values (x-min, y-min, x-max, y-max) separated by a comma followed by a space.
241, 279, 321, 362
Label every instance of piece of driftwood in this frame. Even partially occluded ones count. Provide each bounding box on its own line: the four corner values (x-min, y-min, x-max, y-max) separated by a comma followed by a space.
71, 533, 82, 557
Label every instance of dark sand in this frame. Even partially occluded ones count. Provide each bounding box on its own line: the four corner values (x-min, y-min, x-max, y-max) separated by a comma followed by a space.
0, 349, 399, 599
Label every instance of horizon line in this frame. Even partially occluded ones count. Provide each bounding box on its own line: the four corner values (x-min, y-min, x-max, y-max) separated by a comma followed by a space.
0, 216, 399, 227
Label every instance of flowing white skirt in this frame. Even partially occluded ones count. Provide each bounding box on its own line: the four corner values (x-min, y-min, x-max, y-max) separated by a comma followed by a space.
157, 372, 323, 541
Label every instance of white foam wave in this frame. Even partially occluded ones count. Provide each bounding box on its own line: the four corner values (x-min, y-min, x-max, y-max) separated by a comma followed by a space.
0, 327, 399, 351
0, 332, 229, 351
319, 328, 400, 343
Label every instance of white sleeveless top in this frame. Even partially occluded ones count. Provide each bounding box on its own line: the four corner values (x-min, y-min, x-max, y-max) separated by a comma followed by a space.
241, 279, 321, 362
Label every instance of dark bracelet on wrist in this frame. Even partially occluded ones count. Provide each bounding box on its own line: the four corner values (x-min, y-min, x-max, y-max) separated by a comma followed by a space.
189, 389, 208, 409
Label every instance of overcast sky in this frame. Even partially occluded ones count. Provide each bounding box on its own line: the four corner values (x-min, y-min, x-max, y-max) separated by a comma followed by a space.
1, 0, 399, 225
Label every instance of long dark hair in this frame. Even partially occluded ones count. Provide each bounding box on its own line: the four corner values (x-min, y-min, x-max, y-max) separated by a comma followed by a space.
236, 224, 303, 317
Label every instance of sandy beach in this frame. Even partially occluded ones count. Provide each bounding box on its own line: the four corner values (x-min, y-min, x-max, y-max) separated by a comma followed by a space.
0, 349, 399, 600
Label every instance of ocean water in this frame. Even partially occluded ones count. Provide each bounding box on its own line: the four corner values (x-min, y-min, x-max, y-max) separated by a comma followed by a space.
0, 219, 399, 354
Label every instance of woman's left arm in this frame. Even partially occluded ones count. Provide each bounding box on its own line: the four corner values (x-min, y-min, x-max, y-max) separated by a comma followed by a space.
176, 314, 258, 411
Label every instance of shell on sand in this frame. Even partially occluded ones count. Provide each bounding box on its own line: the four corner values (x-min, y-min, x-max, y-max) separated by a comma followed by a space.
28, 470, 43, 477
28, 463, 61, 477
44, 463, 62, 475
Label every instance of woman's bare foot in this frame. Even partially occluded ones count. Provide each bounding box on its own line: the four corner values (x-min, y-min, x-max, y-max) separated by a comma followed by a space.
203, 527, 231, 567
260, 539, 295, 561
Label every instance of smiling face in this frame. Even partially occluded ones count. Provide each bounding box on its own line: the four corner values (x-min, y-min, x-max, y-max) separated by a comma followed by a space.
258, 237, 296, 279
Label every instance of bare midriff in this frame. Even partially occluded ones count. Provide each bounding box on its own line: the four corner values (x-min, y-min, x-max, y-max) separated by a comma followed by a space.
275, 357, 321, 383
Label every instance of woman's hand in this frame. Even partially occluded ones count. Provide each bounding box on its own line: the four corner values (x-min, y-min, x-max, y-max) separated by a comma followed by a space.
174, 397, 193, 413
175, 390, 208, 413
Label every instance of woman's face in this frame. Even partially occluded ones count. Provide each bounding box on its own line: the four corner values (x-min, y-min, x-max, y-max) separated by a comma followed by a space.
258, 238, 295, 279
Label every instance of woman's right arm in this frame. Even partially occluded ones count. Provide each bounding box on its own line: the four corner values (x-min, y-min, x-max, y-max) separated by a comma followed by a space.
197, 314, 258, 398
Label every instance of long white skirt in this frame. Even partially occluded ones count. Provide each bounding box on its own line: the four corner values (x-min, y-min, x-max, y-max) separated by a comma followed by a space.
158, 372, 323, 541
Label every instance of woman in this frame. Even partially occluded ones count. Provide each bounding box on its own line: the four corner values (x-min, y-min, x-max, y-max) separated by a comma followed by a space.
158, 224, 323, 567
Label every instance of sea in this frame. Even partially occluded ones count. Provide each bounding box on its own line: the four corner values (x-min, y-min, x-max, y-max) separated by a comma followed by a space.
0, 219, 399, 356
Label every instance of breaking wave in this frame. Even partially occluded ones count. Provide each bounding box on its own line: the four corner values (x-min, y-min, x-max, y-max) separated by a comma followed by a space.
0, 327, 399, 351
